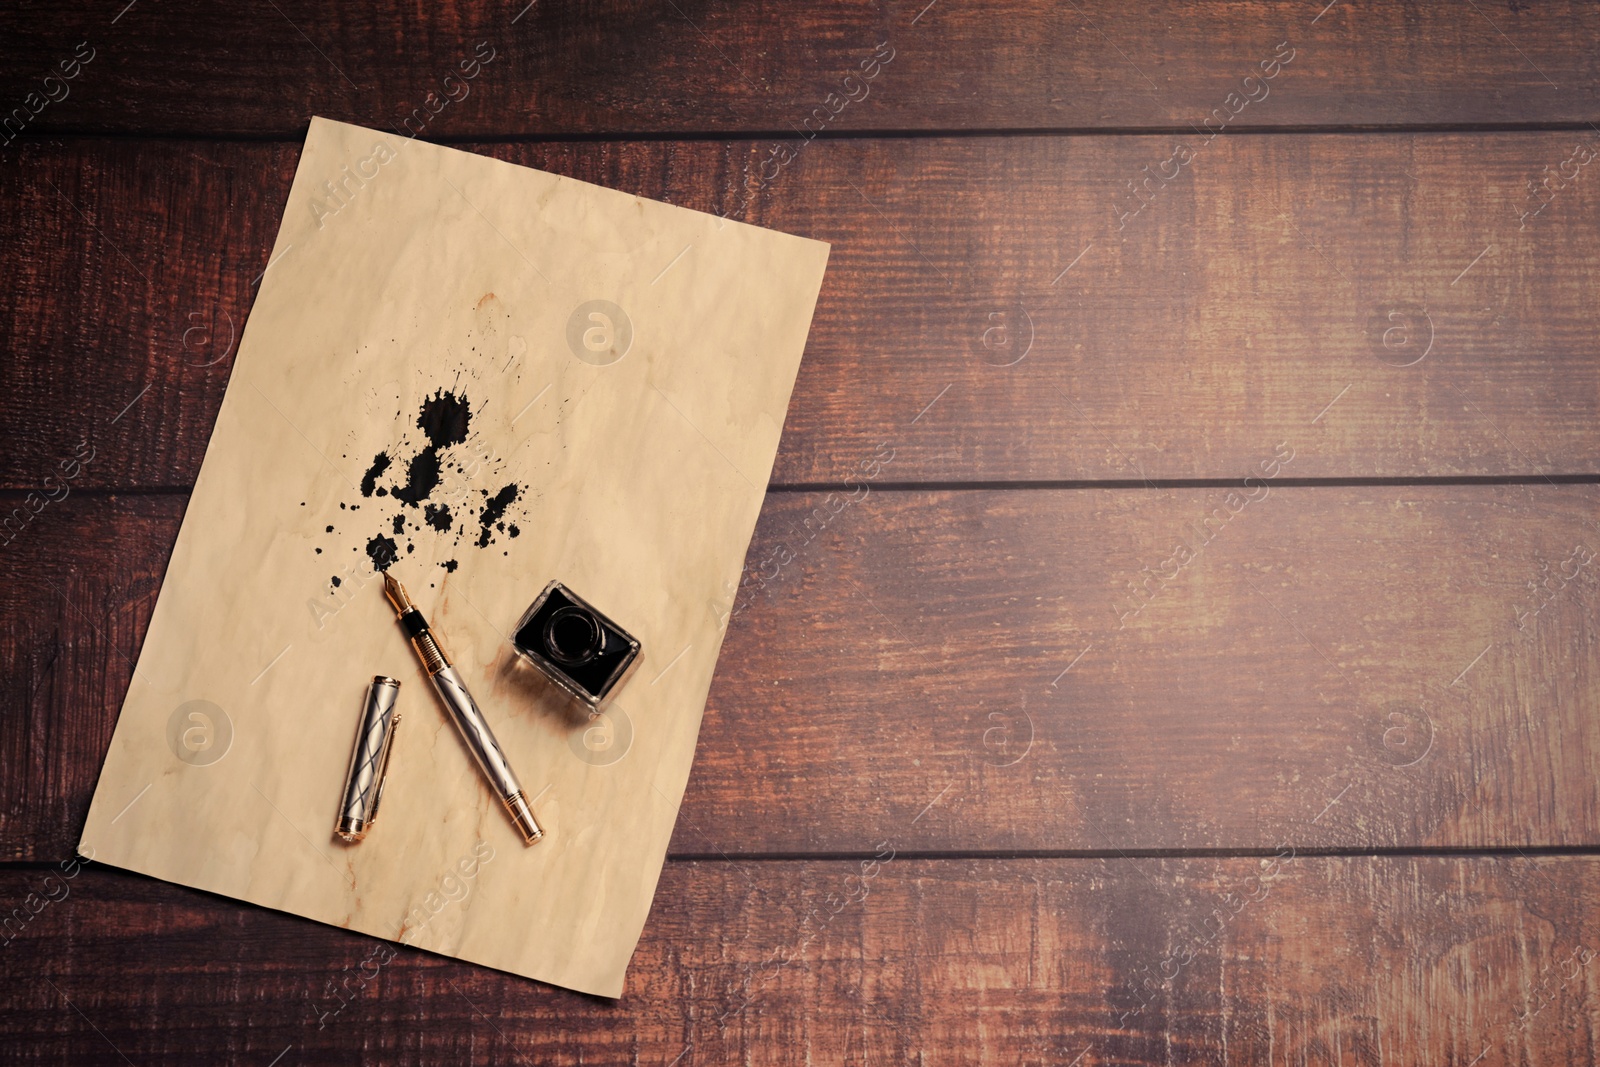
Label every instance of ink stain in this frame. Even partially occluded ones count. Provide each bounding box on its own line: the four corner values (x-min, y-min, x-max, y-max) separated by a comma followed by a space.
316, 386, 530, 570
387, 390, 472, 507
417, 389, 471, 449
477, 484, 519, 548
366, 535, 399, 571
361, 453, 391, 497
391, 447, 442, 505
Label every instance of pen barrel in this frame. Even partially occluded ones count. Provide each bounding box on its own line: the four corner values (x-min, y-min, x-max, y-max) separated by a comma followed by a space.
429, 665, 527, 802
391, 588, 542, 844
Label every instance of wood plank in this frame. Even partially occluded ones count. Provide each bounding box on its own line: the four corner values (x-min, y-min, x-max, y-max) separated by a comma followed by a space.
4, 134, 1600, 491
6, 486, 1597, 859
3, 1, 1599, 137
2, 857, 1598, 1064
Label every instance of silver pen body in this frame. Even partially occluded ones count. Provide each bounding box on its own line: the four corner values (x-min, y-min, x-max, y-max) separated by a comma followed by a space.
384, 572, 543, 844
430, 665, 525, 802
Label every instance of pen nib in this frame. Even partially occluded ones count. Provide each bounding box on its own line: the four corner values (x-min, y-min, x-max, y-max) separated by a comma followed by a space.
382, 571, 412, 615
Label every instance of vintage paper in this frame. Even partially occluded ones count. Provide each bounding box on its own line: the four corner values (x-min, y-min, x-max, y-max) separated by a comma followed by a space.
80, 117, 829, 997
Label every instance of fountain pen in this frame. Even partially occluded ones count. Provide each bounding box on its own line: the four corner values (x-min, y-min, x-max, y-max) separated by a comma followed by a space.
382, 572, 543, 845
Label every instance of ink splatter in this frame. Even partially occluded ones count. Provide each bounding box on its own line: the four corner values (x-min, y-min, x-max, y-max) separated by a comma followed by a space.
477, 484, 520, 548
315, 384, 530, 576
391, 448, 442, 506
390, 389, 472, 506
418, 389, 471, 448
366, 535, 399, 571
361, 453, 391, 497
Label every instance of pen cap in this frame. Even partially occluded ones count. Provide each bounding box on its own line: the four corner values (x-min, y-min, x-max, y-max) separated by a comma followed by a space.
335, 676, 403, 843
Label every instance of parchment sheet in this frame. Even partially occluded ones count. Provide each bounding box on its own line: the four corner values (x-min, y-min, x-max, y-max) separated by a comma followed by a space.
80, 117, 829, 997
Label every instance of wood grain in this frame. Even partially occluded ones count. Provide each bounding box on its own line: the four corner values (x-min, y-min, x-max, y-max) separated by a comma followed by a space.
3, 858, 1598, 1064
6, 486, 1597, 860
2, 1, 1598, 137
6, 1, 1599, 1059
4, 134, 1600, 492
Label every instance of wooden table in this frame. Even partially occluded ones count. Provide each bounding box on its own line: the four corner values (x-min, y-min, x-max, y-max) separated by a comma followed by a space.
4, 2, 1599, 1063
